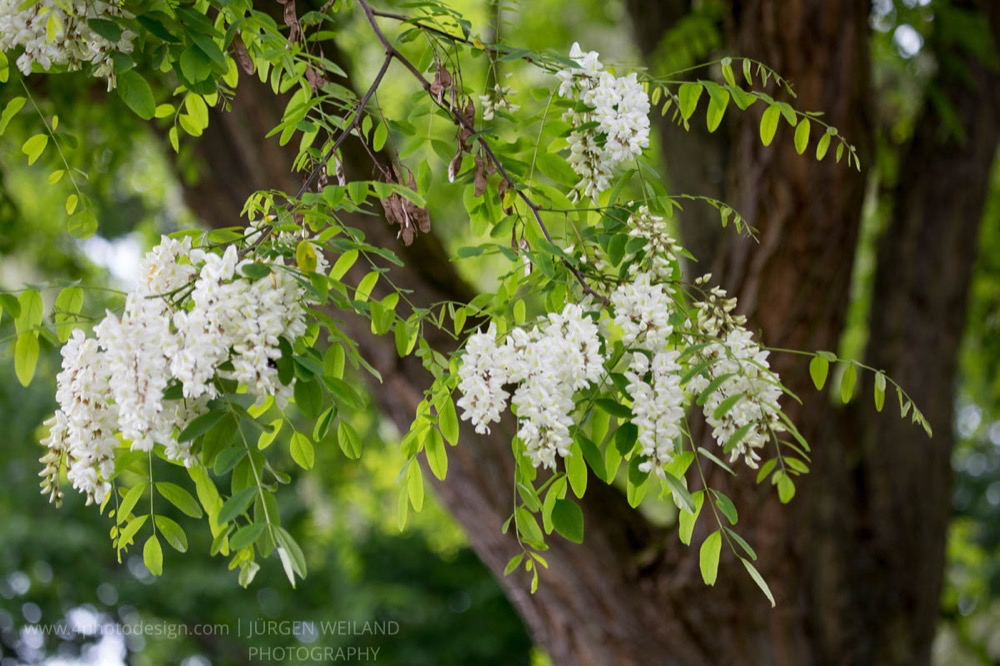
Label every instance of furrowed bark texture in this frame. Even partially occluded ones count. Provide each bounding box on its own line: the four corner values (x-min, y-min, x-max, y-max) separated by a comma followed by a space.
182, 0, 999, 662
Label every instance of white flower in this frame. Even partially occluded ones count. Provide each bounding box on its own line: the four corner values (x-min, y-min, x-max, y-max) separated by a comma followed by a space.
610, 271, 673, 350
556, 44, 650, 200
626, 350, 685, 478
456, 304, 605, 469
456, 324, 510, 434
627, 206, 680, 279
0, 0, 136, 89
42, 234, 316, 502
687, 325, 785, 469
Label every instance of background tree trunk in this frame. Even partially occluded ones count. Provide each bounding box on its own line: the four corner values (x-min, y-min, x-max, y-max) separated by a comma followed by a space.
182, 0, 1000, 663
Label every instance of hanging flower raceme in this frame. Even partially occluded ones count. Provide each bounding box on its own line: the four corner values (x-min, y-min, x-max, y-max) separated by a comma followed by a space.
556, 43, 651, 200
0, 0, 136, 89
39, 235, 317, 505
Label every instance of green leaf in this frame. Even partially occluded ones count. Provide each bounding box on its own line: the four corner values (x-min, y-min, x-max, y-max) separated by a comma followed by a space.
713, 490, 738, 525
293, 378, 323, 419
0, 97, 26, 135
355, 271, 379, 302
116, 71, 156, 119
759, 105, 780, 147
154, 515, 188, 552
705, 87, 730, 133
230, 523, 267, 551
809, 355, 829, 390
295, 240, 318, 273
712, 393, 743, 420
677, 83, 703, 121
88, 17, 122, 42
503, 554, 524, 576
438, 396, 459, 445
258, 418, 283, 450
407, 464, 424, 511
678, 491, 704, 546
424, 427, 447, 480
664, 472, 695, 513
741, 557, 776, 607
816, 132, 831, 160
217, 487, 257, 525
595, 399, 632, 419
794, 117, 811, 155
117, 514, 148, 548
337, 421, 362, 460
700, 529, 722, 586
143, 535, 163, 576
566, 442, 587, 498
67, 210, 98, 239
777, 473, 796, 503
14, 333, 39, 387
117, 482, 148, 524
22, 134, 48, 165
15, 289, 42, 334
54, 286, 84, 342
515, 506, 544, 546
874, 371, 886, 412
551, 499, 584, 544
840, 362, 857, 403
290, 431, 315, 469
155, 482, 203, 518
373, 121, 388, 151
178, 410, 226, 442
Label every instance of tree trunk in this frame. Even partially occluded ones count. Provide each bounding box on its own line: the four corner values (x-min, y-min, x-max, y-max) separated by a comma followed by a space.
180, 0, 1000, 663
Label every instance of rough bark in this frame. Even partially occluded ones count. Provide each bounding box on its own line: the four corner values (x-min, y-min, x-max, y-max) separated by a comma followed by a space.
180, 0, 1000, 663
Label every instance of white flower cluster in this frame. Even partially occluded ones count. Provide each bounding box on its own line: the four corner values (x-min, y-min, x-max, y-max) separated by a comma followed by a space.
556, 43, 651, 200
627, 206, 681, 280
40, 236, 315, 505
612, 272, 686, 476
686, 283, 785, 468
479, 83, 520, 121
457, 304, 604, 470
610, 272, 673, 350
457, 272, 788, 480
0, 0, 135, 89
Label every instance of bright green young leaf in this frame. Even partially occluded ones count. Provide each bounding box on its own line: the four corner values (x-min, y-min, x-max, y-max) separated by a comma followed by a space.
22, 133, 48, 165
424, 427, 447, 480
337, 421, 362, 459
0, 97, 26, 135
143, 535, 163, 576
438, 395, 459, 445
678, 491, 704, 546
840, 362, 857, 403
809, 355, 829, 390
816, 132, 831, 160
355, 271, 379, 302
155, 482, 203, 519
566, 441, 587, 498
759, 105, 780, 146
677, 82, 703, 121
794, 117, 811, 155
14, 333, 39, 387
290, 431, 315, 469
700, 529, 722, 586
154, 515, 188, 552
